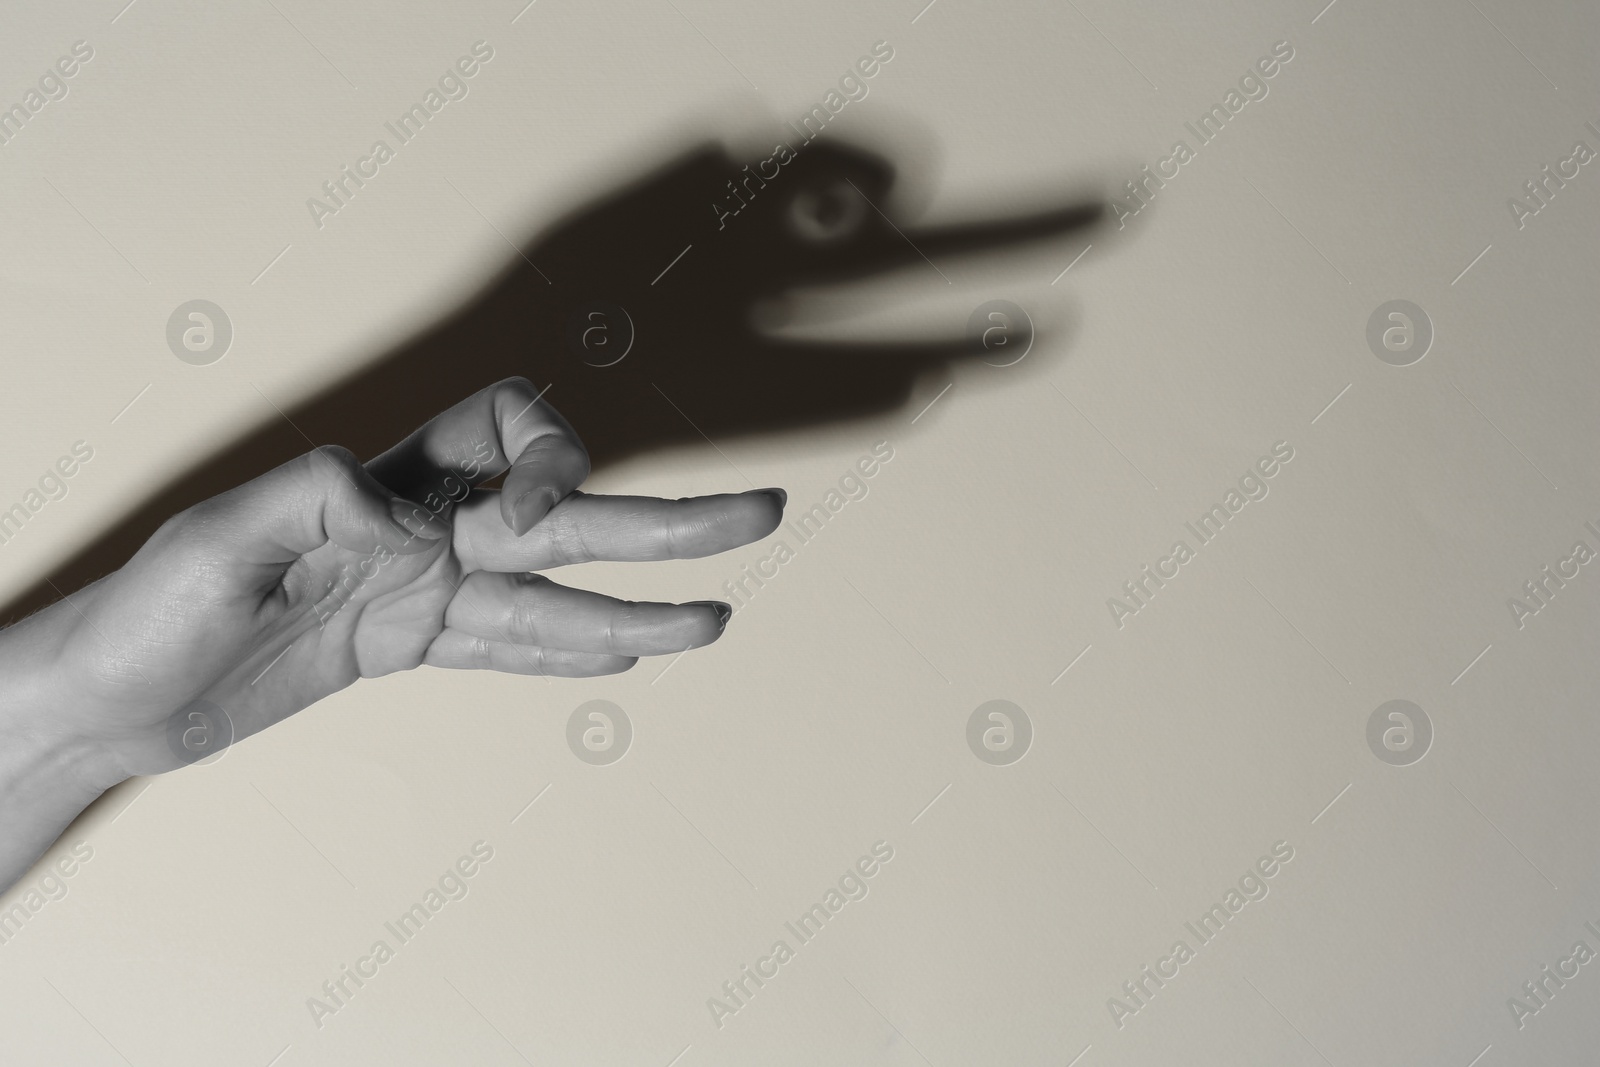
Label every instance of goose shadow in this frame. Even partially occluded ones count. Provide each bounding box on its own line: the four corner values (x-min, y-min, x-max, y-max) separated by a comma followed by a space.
2, 136, 1103, 625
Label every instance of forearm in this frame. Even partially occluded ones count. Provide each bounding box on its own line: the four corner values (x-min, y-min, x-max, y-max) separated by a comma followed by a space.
0, 621, 125, 894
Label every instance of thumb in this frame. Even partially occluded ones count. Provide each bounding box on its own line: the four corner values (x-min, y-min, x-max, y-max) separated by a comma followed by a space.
182, 445, 449, 568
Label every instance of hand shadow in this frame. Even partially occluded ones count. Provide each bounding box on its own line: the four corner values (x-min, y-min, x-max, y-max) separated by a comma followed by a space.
1, 137, 1102, 626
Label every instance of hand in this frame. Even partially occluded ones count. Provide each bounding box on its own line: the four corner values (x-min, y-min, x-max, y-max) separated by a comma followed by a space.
0, 378, 783, 888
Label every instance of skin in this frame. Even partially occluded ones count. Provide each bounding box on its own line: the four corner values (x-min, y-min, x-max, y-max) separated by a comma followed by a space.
0, 377, 784, 892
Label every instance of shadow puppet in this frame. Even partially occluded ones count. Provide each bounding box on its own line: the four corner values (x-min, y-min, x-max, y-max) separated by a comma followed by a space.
2, 137, 1101, 625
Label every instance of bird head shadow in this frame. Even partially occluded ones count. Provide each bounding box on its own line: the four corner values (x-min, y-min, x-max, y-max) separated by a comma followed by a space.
1, 135, 1103, 625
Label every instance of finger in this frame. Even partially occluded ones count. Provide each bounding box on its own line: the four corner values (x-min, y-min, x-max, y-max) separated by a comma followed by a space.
906, 202, 1103, 260
446, 571, 731, 656
758, 334, 989, 363
423, 630, 637, 676
177, 445, 448, 571
364, 376, 589, 534
451, 487, 786, 574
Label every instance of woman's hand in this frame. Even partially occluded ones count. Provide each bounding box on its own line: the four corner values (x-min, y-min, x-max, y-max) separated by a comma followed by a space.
0, 377, 783, 889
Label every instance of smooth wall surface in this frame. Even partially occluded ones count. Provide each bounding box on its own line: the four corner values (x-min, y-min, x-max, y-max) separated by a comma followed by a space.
2, 1, 1598, 1064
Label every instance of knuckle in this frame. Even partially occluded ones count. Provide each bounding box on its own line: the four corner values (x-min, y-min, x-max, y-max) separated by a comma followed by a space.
306, 445, 363, 494
470, 635, 493, 668
490, 377, 538, 421
554, 428, 592, 476
605, 602, 645, 653
310, 443, 359, 470
508, 586, 544, 642
661, 510, 685, 559
151, 504, 205, 546
495, 375, 536, 395
544, 509, 589, 566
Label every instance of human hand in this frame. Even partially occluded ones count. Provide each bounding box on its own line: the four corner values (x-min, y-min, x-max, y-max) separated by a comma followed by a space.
0, 378, 783, 887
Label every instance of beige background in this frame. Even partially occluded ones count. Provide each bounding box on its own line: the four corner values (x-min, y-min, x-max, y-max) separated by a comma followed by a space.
2, 0, 1599, 1064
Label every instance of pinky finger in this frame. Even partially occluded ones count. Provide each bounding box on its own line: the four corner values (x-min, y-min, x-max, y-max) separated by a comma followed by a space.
423, 630, 638, 677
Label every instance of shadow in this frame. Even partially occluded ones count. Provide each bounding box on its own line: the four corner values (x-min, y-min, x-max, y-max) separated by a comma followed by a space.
2, 137, 1102, 625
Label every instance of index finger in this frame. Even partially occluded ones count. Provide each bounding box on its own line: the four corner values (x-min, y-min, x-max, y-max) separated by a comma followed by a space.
364, 377, 590, 534
451, 488, 787, 574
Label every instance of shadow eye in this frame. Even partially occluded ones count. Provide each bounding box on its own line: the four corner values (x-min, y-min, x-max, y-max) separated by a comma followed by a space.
787, 180, 869, 243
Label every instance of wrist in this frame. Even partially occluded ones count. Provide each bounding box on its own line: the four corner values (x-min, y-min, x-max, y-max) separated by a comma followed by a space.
0, 613, 128, 797
0, 625, 124, 893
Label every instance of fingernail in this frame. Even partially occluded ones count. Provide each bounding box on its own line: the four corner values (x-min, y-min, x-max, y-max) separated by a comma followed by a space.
757, 487, 787, 509
509, 491, 535, 536
390, 498, 447, 541
689, 600, 733, 630
510, 486, 559, 536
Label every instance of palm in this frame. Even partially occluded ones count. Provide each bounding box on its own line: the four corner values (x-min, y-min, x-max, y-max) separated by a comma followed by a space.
56, 512, 458, 776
